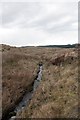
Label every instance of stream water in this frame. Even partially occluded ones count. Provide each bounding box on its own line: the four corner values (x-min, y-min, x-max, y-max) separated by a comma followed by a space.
6, 64, 43, 120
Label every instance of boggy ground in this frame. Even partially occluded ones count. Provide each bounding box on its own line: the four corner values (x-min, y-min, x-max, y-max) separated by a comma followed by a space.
2, 44, 40, 118
2, 44, 78, 118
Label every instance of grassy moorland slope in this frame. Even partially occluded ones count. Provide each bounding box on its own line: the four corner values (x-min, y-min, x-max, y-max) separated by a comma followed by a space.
17, 47, 78, 118
2, 44, 78, 118
2, 45, 41, 118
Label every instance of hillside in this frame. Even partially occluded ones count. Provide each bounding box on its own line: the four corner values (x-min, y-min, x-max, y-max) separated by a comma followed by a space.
38, 44, 79, 48
2, 44, 78, 119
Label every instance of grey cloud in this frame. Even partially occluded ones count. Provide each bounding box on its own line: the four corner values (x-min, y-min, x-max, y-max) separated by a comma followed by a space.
0, 1, 78, 46
18, 3, 77, 33
30, 3, 77, 33
1, 2, 78, 34
2, 2, 41, 27
0, 0, 79, 3
0, 3, 2, 26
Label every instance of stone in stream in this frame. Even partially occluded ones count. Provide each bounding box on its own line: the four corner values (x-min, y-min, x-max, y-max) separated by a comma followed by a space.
9, 111, 16, 119
10, 116, 16, 120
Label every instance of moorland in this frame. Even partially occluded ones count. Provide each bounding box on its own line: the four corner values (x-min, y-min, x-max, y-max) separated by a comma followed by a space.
2, 44, 78, 119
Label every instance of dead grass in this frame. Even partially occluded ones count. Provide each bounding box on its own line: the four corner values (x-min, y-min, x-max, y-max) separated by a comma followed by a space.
17, 47, 78, 118
2, 45, 40, 117
2, 44, 78, 118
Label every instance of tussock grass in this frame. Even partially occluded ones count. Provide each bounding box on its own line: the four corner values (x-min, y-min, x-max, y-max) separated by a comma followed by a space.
16, 47, 78, 118
2, 45, 40, 117
2, 44, 78, 118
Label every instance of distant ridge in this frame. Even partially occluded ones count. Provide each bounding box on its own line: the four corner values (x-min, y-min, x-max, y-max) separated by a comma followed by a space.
1, 43, 80, 48
38, 44, 79, 48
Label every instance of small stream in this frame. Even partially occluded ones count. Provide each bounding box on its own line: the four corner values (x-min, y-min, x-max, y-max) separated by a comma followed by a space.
5, 64, 43, 120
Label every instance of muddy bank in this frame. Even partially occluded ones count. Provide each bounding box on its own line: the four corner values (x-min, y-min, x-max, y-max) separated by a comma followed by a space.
2, 64, 43, 120
2, 81, 34, 120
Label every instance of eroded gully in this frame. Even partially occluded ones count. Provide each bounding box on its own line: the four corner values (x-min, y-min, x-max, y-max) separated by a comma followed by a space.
3, 64, 43, 120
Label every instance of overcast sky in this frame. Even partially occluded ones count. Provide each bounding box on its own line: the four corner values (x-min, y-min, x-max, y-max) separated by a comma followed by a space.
0, 0, 78, 46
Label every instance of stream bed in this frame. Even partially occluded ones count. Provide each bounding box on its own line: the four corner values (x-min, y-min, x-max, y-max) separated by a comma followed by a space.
3, 64, 43, 120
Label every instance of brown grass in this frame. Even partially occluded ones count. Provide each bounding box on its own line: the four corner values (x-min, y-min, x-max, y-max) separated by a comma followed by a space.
16, 47, 78, 118
2, 44, 78, 118
2, 45, 40, 117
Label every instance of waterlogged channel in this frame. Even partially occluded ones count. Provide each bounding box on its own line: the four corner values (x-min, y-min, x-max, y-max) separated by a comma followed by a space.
3, 64, 43, 120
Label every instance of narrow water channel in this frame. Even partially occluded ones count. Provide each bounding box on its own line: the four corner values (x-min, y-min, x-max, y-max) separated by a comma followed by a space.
2, 64, 43, 120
